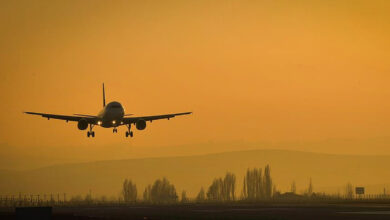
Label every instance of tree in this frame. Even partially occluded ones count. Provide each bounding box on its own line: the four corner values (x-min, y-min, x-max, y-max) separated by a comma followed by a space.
307, 178, 313, 196
263, 165, 273, 199
291, 181, 296, 194
207, 172, 236, 202
345, 182, 353, 199
84, 193, 92, 204
143, 185, 152, 202
207, 178, 223, 201
149, 178, 178, 204
223, 172, 236, 201
181, 190, 188, 203
242, 165, 274, 200
122, 179, 137, 203
242, 168, 263, 200
196, 187, 206, 202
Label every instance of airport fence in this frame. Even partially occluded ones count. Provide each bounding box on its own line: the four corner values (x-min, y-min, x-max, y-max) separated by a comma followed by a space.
0, 193, 68, 207
1, 193, 390, 207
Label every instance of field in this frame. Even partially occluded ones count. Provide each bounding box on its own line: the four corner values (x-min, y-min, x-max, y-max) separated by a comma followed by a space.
1, 203, 390, 220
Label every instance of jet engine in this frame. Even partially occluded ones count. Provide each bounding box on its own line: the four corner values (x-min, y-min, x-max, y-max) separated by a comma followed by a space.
136, 119, 146, 130
77, 119, 88, 130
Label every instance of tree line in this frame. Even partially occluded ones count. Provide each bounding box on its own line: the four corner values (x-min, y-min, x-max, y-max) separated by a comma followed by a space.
117, 164, 369, 203
118, 164, 371, 204
121, 164, 277, 203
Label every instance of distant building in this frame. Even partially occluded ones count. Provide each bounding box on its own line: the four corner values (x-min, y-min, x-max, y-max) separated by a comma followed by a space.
274, 192, 304, 200
355, 187, 365, 195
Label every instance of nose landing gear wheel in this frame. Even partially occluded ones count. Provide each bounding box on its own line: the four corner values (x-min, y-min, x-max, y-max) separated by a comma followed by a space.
87, 131, 95, 138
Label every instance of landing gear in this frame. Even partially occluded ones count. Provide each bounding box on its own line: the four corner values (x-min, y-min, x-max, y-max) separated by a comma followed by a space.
87, 124, 95, 138
125, 124, 133, 138
125, 131, 133, 137
87, 131, 95, 137
113, 128, 118, 133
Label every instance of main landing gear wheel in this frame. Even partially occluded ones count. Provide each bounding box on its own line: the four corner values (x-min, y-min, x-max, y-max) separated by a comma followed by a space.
125, 124, 133, 138
125, 131, 134, 138
87, 124, 95, 138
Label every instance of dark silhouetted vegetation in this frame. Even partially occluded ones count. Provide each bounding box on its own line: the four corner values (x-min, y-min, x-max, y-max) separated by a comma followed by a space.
206, 172, 236, 202
345, 182, 354, 199
122, 179, 137, 203
242, 164, 273, 200
196, 187, 206, 202
263, 165, 272, 199
306, 177, 313, 196
291, 181, 296, 194
181, 190, 188, 203
143, 178, 178, 204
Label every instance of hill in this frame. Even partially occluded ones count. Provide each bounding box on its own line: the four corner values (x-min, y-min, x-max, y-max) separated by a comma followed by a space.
0, 149, 389, 198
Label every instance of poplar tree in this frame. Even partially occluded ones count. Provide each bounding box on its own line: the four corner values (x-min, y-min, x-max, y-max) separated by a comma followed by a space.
263, 165, 272, 199
291, 181, 296, 194
122, 179, 137, 203
307, 178, 313, 196
345, 182, 353, 199
207, 172, 236, 201
196, 187, 206, 202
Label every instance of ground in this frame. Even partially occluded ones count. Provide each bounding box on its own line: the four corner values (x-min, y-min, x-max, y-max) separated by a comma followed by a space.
1, 203, 390, 219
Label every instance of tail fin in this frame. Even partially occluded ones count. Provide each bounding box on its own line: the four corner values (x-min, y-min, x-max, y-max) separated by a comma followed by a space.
102, 83, 106, 107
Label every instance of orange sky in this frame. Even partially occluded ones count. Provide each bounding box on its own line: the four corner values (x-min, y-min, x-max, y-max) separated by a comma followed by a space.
0, 0, 390, 167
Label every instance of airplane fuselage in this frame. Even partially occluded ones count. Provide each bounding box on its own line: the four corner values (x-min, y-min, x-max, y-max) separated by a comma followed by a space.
97, 101, 125, 128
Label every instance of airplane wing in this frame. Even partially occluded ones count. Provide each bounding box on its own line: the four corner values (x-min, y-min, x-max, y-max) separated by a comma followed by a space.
24, 111, 97, 123
122, 112, 192, 124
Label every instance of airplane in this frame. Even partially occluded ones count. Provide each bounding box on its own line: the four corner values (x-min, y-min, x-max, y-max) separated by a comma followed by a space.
24, 84, 192, 138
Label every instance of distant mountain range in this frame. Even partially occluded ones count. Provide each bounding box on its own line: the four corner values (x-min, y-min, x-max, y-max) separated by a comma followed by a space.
1, 149, 389, 198
2, 137, 390, 170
